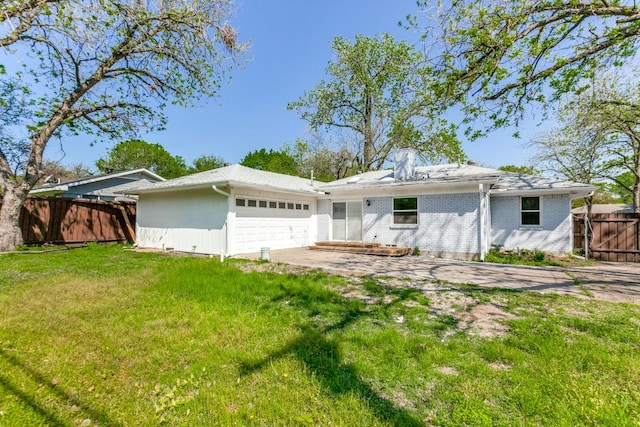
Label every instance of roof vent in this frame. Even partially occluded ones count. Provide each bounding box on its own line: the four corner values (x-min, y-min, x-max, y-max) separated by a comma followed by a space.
393, 148, 415, 180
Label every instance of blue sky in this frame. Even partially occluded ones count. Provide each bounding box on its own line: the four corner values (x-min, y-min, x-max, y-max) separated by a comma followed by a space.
38, 0, 543, 171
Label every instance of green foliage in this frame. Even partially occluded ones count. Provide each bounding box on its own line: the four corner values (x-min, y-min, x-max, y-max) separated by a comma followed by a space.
96, 139, 189, 179
411, 1, 640, 136
529, 70, 640, 212
498, 165, 538, 175
289, 33, 462, 171
189, 154, 225, 173
483, 247, 563, 267
240, 148, 299, 176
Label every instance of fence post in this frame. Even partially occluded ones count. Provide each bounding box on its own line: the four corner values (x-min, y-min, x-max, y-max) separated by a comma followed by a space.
584, 212, 589, 260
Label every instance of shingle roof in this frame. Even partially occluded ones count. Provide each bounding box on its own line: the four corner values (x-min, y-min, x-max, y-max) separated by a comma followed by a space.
128, 164, 320, 195
30, 168, 165, 194
317, 163, 502, 191
492, 172, 596, 196
127, 163, 596, 198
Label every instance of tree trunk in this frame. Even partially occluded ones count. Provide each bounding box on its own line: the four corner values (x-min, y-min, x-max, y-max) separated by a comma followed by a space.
0, 180, 30, 252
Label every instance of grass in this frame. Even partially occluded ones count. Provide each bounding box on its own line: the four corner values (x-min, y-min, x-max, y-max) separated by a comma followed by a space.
0, 245, 639, 426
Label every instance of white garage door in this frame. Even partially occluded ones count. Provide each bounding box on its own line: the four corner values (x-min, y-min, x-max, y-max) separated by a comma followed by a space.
234, 198, 312, 254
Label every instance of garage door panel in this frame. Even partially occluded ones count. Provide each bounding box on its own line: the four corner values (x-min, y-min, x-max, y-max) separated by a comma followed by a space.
235, 217, 310, 253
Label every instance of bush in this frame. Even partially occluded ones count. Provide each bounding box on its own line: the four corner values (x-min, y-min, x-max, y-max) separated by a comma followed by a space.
483, 247, 562, 266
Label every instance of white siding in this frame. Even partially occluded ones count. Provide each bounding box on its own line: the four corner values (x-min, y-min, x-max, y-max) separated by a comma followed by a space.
316, 199, 332, 241
490, 194, 572, 253
136, 189, 228, 254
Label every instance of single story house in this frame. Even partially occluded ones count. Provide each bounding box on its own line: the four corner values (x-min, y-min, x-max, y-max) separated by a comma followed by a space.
30, 168, 165, 202
128, 151, 595, 260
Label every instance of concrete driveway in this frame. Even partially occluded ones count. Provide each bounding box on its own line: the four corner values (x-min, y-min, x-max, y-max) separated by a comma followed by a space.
239, 248, 640, 305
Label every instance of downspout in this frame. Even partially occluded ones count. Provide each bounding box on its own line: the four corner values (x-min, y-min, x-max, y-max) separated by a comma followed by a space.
212, 185, 231, 259
479, 184, 493, 262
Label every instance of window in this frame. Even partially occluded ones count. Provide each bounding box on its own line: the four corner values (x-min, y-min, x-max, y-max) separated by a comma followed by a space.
259, 200, 267, 208
279, 202, 286, 209
521, 196, 540, 226
295, 203, 302, 210
287, 203, 294, 209
303, 204, 309, 211
393, 197, 418, 225
235, 198, 245, 207
248, 199, 257, 207
269, 201, 277, 208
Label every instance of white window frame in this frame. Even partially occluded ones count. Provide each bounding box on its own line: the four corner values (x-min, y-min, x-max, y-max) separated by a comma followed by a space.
392, 197, 418, 225
520, 196, 541, 226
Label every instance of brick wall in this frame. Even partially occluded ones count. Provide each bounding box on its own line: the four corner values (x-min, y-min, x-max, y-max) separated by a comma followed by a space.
490, 194, 572, 253
362, 192, 481, 256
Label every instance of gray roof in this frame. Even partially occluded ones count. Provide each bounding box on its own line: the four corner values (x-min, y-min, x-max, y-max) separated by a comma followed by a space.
318, 163, 502, 191
127, 163, 596, 198
492, 172, 596, 197
30, 168, 165, 195
128, 164, 320, 195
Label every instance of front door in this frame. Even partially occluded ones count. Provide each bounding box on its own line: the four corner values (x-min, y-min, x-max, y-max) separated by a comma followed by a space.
332, 201, 362, 241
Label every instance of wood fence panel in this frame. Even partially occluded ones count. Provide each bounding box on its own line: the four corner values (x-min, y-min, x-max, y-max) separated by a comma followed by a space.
573, 213, 640, 262
9, 197, 137, 245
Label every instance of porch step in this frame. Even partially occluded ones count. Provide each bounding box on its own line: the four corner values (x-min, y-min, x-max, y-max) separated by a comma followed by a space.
310, 241, 411, 257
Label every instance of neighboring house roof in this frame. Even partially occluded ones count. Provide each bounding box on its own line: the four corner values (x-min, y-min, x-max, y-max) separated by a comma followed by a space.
128, 164, 320, 196
30, 168, 166, 199
572, 204, 634, 214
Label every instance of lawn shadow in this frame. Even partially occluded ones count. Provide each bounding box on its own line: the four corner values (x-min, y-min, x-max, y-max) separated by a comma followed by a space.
0, 348, 121, 426
240, 280, 425, 426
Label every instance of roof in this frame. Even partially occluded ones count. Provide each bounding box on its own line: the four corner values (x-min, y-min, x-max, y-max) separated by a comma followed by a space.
30, 168, 165, 196
492, 172, 596, 198
318, 163, 504, 191
127, 163, 596, 199
127, 164, 320, 195
573, 204, 635, 214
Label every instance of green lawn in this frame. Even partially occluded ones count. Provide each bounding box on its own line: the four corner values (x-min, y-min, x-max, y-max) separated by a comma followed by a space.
0, 245, 638, 426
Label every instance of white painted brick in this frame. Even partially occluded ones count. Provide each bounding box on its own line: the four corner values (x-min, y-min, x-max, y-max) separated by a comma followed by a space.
490, 194, 572, 253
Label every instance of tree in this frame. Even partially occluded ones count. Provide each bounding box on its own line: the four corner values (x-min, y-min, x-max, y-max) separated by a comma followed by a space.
413, 1, 640, 136
283, 138, 358, 182
0, 0, 242, 251
498, 165, 538, 175
96, 140, 189, 179
37, 159, 92, 184
288, 33, 463, 172
529, 70, 640, 212
240, 148, 299, 176
0, 0, 58, 48
190, 154, 225, 173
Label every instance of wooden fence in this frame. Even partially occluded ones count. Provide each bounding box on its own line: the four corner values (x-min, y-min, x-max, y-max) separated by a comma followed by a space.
573, 213, 640, 262
4, 197, 137, 245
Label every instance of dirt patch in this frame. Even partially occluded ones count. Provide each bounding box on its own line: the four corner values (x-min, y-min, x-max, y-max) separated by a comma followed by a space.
231, 260, 519, 338
456, 303, 516, 338
438, 366, 459, 376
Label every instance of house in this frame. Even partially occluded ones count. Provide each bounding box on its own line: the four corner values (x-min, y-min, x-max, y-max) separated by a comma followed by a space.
30, 168, 165, 202
128, 151, 595, 260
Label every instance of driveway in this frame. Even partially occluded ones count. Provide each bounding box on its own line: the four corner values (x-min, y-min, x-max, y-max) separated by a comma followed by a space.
239, 248, 640, 305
